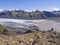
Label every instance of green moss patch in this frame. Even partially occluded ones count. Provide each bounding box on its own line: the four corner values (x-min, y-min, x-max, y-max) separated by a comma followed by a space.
0, 25, 4, 33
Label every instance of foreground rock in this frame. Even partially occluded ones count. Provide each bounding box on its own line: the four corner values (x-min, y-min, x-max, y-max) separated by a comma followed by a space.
0, 30, 60, 45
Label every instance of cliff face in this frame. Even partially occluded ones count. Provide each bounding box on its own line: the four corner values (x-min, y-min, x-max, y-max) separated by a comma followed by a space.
0, 10, 60, 19
0, 31, 60, 45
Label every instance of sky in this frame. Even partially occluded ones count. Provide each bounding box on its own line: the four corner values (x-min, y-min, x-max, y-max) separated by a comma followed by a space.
0, 0, 60, 11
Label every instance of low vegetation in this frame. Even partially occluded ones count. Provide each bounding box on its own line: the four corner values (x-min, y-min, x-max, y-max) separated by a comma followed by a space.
0, 25, 4, 33
0, 30, 59, 45
0, 25, 17, 35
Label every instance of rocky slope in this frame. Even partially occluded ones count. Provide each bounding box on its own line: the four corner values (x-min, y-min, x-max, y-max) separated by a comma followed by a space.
0, 30, 60, 45
0, 24, 60, 45
0, 10, 60, 19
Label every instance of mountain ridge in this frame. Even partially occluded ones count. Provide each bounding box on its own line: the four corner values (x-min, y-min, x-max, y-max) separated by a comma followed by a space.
0, 10, 60, 19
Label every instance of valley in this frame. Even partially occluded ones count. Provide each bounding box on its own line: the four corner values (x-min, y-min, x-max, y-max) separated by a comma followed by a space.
0, 18, 60, 33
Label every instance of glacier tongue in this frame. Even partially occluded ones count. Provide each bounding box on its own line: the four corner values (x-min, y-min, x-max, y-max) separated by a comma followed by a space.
0, 18, 60, 32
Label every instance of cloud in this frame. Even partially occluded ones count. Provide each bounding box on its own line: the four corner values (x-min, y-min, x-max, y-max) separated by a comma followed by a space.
51, 7, 60, 11
0, 9, 3, 12
42, 7, 60, 11
25, 10, 36, 12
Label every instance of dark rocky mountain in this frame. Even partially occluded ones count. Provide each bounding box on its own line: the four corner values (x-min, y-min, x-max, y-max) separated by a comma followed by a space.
0, 10, 60, 19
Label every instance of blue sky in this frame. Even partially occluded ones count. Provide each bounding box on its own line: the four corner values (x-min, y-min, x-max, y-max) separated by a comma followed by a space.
0, 0, 60, 11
